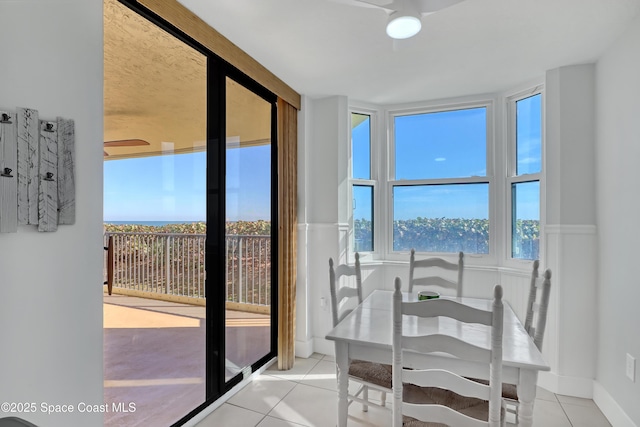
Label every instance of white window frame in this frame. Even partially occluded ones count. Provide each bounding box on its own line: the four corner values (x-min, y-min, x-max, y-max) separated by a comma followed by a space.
348, 106, 380, 262
347, 89, 546, 268
385, 98, 497, 264
504, 85, 545, 266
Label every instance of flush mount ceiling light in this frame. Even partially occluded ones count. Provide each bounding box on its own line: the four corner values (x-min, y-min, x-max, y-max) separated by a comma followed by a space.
386, 10, 422, 39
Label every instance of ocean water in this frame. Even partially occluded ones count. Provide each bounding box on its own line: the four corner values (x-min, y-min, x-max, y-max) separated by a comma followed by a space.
104, 220, 204, 226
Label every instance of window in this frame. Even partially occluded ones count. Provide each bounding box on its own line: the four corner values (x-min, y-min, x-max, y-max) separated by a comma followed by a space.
508, 92, 542, 260
347, 91, 544, 264
351, 112, 375, 252
390, 106, 490, 255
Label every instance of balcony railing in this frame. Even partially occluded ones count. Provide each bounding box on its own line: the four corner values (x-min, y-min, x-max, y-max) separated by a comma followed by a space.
104, 232, 271, 309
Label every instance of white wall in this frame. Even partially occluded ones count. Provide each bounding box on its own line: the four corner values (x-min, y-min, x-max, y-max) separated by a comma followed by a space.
542, 65, 598, 397
298, 96, 352, 355
596, 11, 640, 426
0, 2, 104, 426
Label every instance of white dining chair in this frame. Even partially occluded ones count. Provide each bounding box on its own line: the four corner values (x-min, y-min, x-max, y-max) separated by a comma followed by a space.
392, 277, 505, 427
524, 262, 552, 351
502, 262, 552, 424
408, 249, 464, 296
329, 253, 392, 411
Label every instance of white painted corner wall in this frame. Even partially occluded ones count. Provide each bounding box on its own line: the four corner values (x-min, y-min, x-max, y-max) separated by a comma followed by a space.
595, 9, 640, 427
0, 1, 104, 426
541, 64, 599, 398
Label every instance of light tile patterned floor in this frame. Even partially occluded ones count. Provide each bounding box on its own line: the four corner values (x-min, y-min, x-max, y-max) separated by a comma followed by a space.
196, 354, 612, 427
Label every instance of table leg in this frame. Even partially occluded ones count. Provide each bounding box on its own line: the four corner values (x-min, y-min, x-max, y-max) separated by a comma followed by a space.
335, 341, 349, 427
518, 369, 538, 427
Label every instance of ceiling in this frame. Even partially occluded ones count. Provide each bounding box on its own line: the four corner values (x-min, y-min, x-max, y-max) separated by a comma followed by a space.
177, 0, 640, 105
104, 0, 271, 159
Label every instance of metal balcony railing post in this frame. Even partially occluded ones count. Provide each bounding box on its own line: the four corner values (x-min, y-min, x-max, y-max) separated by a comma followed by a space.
238, 237, 244, 304
165, 235, 171, 294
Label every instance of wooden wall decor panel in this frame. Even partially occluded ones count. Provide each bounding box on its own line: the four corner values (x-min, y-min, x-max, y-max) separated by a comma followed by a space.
57, 117, 75, 225
137, 0, 301, 110
0, 111, 18, 233
17, 107, 39, 225
0, 108, 76, 233
38, 120, 58, 232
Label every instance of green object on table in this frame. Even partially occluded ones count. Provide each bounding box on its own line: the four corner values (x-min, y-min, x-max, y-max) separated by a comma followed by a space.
418, 291, 440, 300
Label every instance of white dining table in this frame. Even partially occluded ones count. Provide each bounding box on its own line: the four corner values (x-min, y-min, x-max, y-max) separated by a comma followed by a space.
325, 290, 550, 427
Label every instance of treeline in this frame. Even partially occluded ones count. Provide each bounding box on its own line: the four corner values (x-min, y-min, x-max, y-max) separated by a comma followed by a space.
104, 220, 271, 235
355, 218, 539, 258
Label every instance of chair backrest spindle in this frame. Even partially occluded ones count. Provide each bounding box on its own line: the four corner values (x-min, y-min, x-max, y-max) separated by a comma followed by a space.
523, 260, 552, 351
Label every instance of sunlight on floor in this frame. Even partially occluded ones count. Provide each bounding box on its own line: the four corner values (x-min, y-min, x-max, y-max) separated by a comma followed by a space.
104, 377, 203, 387
103, 303, 200, 328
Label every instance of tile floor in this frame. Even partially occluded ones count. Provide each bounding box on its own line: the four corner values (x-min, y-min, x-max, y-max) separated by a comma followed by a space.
196, 354, 612, 427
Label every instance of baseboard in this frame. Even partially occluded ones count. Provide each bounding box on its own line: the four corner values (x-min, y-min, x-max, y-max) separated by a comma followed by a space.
537, 371, 593, 398
313, 337, 335, 357
593, 381, 638, 427
295, 339, 315, 358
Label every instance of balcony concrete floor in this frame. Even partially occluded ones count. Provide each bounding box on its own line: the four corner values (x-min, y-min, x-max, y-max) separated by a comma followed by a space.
103, 294, 270, 427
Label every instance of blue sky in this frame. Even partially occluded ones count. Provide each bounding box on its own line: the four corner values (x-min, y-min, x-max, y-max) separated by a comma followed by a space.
105, 97, 540, 224
104, 145, 271, 222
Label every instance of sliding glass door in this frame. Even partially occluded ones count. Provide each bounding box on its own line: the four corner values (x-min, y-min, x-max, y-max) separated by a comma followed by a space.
105, 1, 278, 425
104, 1, 208, 425
223, 76, 276, 384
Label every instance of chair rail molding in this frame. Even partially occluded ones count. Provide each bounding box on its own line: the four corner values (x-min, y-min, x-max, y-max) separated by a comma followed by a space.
544, 224, 597, 235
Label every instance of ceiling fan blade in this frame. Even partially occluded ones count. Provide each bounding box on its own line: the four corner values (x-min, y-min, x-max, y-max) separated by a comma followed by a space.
415, 0, 465, 14
352, 0, 395, 6
329, 0, 467, 14
103, 139, 150, 147
327, 0, 392, 10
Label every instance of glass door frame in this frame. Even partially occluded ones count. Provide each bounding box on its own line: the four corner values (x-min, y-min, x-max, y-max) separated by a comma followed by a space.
115, 2, 279, 425
209, 67, 279, 396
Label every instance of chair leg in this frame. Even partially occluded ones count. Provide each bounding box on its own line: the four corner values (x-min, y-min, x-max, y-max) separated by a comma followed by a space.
501, 398, 507, 427
503, 398, 519, 425
362, 385, 369, 412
